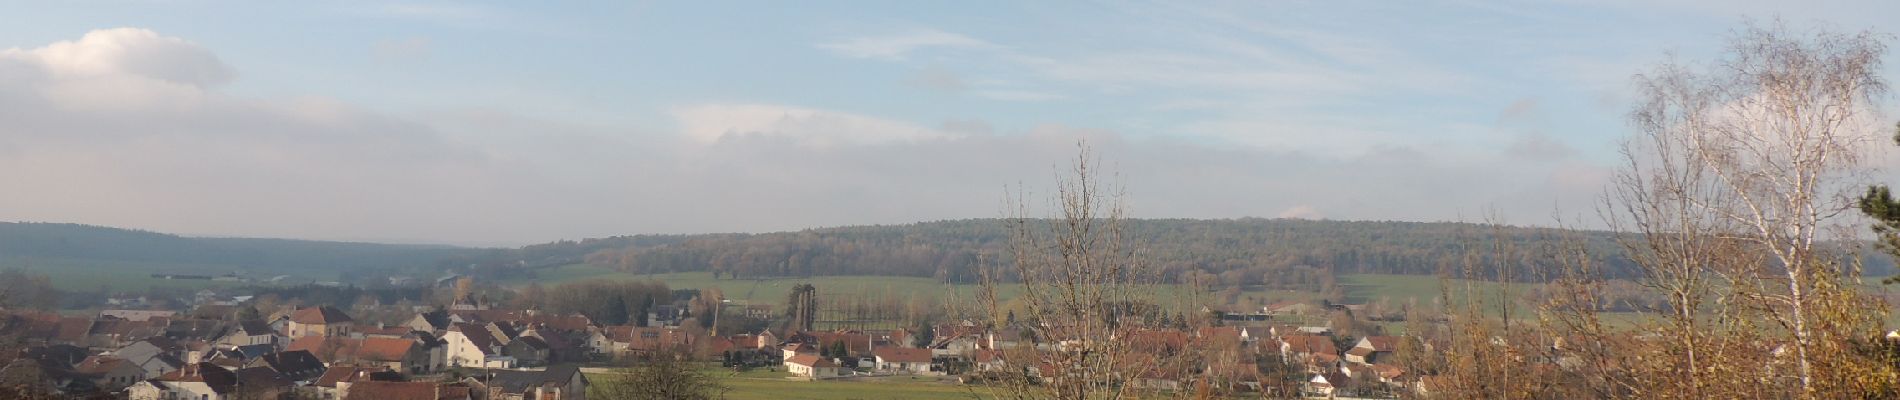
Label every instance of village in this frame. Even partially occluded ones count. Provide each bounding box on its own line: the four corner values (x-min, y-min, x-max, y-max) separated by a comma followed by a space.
0, 278, 1438, 399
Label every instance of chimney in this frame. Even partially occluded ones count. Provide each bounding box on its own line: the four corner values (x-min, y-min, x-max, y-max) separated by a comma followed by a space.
186, 350, 202, 364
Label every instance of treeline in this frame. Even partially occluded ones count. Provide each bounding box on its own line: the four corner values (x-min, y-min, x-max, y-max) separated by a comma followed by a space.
570, 219, 1650, 283
515, 281, 675, 326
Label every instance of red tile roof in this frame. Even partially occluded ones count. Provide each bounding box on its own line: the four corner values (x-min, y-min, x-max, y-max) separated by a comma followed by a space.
785, 354, 836, 368
343, 381, 471, 400
1372, 364, 1404, 380
290, 306, 353, 325
1280, 335, 1337, 355
314, 366, 364, 388
1359, 336, 1400, 352
873, 347, 933, 364
287, 336, 416, 363
356, 337, 417, 362
73, 355, 133, 375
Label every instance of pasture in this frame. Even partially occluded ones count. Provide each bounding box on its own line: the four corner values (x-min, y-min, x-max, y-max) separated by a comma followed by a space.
587, 367, 993, 400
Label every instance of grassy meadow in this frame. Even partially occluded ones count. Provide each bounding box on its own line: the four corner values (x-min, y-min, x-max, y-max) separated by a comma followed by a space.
587, 366, 994, 400
514, 264, 1526, 316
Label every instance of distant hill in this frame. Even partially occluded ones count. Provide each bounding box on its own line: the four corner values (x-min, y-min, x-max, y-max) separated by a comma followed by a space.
471, 218, 1898, 285
0, 222, 484, 283
472, 219, 1650, 284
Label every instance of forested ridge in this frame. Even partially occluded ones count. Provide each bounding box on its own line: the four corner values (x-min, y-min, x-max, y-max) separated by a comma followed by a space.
563, 218, 1658, 283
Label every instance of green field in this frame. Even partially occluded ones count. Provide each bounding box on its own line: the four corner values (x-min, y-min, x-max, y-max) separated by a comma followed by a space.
523, 265, 1870, 330
1338, 273, 1536, 305
517, 264, 1517, 308
513, 264, 1258, 313
587, 368, 993, 400
519, 265, 997, 307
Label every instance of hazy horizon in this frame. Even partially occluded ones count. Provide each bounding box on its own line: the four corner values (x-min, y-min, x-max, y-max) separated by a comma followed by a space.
5, 2, 1900, 245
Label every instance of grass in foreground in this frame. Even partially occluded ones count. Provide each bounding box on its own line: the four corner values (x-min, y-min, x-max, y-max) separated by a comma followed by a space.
586, 368, 992, 400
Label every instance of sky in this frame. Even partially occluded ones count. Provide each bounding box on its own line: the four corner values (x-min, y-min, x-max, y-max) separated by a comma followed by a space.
2, 1, 1899, 246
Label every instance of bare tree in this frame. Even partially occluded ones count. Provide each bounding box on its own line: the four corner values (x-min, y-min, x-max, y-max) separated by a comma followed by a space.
976, 143, 1206, 400
591, 350, 729, 400
1614, 21, 1895, 397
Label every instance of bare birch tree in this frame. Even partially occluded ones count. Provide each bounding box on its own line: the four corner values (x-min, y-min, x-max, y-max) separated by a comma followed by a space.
1616, 21, 1893, 397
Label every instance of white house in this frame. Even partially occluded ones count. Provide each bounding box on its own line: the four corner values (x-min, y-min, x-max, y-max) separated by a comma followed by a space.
872, 347, 934, 374
443, 324, 505, 368
785, 354, 842, 379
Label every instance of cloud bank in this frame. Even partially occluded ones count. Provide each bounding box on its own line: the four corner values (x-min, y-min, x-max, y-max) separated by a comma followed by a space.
0, 28, 1618, 245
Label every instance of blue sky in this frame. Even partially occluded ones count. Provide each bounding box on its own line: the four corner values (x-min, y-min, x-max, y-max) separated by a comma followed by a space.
1, 1, 1897, 245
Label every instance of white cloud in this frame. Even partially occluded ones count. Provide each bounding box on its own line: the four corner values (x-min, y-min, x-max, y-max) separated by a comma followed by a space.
1277, 205, 1323, 219
817, 29, 993, 60
0, 27, 1631, 244
0, 28, 233, 112
10, 27, 234, 87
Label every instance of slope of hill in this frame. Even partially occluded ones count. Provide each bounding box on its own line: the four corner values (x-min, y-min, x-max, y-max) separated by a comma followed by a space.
0, 222, 484, 288
482, 219, 1897, 284
476, 219, 1668, 284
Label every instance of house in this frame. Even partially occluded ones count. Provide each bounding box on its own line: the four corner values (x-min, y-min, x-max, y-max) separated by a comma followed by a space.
781, 342, 815, 360
1238, 327, 1269, 344
288, 336, 433, 375
443, 324, 507, 368
101, 310, 177, 322
1370, 364, 1405, 385
288, 306, 355, 337
407, 311, 452, 333
232, 366, 294, 399
82, 318, 166, 349
648, 304, 687, 327
113, 338, 186, 378
784, 354, 842, 379
259, 350, 328, 382
1279, 335, 1340, 371
72, 355, 144, 391
135, 362, 236, 400
872, 347, 934, 374
0, 355, 97, 395
1305, 372, 1349, 397
478, 366, 587, 400
345, 381, 476, 400
307, 366, 365, 400
165, 319, 233, 342
987, 328, 1028, 350
305, 366, 405, 400
603, 326, 694, 355
502, 335, 551, 367
1346, 336, 1399, 364
971, 349, 1006, 372
409, 331, 450, 372
1198, 326, 1241, 341
927, 333, 985, 357
220, 319, 280, 348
